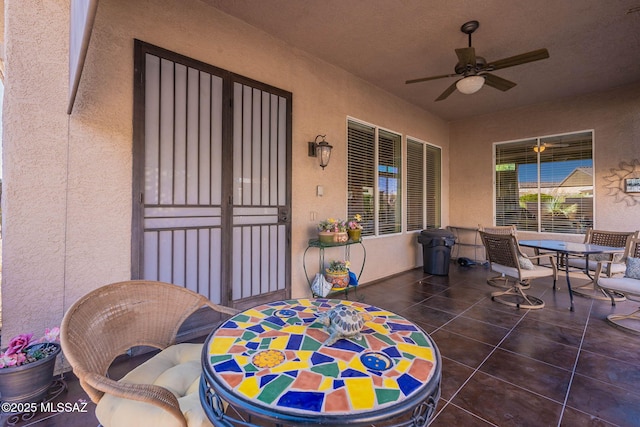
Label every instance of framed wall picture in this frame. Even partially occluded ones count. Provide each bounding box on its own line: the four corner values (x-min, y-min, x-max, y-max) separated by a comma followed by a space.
624, 178, 640, 193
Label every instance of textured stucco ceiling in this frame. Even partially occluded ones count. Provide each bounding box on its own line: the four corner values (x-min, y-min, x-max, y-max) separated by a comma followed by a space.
203, 0, 640, 122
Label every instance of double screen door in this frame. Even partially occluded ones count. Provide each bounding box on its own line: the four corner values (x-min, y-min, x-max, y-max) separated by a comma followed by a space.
132, 41, 291, 310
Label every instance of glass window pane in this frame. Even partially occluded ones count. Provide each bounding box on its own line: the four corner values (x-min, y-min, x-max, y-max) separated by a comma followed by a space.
378, 130, 401, 235
425, 145, 441, 229
539, 132, 593, 233
406, 140, 424, 231
348, 122, 375, 236
494, 132, 593, 234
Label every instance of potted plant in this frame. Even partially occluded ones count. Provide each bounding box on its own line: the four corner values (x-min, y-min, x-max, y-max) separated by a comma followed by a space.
317, 218, 348, 243
0, 327, 61, 404
325, 259, 351, 289
347, 214, 363, 242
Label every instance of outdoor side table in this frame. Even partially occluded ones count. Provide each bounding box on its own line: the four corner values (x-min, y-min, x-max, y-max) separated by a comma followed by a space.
200, 298, 441, 427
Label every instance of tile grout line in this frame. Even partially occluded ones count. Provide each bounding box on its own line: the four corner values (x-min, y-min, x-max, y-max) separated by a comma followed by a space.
429, 295, 532, 423
555, 296, 594, 427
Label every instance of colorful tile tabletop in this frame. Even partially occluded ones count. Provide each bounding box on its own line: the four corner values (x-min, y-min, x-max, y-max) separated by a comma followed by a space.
203, 298, 440, 417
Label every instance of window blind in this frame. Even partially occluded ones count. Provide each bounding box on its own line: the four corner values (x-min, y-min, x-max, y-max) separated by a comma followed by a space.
406, 140, 424, 231
495, 131, 593, 234
425, 144, 441, 229
348, 122, 375, 236
378, 130, 401, 235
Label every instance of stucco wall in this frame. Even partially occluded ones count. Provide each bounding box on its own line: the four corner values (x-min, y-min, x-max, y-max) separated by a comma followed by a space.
1, 0, 450, 341
449, 82, 640, 249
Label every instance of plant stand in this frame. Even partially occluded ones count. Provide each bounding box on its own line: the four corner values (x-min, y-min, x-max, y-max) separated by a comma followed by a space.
2, 377, 67, 427
303, 238, 366, 300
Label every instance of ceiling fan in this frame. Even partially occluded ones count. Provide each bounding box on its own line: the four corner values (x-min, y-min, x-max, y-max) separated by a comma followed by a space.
532, 142, 569, 152
406, 20, 549, 101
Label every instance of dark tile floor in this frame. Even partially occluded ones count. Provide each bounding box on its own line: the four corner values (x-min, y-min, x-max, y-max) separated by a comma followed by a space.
6, 262, 640, 426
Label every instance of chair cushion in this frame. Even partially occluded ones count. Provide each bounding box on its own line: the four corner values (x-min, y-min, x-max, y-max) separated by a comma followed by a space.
599, 276, 640, 295
567, 258, 626, 275
491, 263, 553, 280
625, 257, 640, 279
96, 343, 212, 427
518, 256, 535, 270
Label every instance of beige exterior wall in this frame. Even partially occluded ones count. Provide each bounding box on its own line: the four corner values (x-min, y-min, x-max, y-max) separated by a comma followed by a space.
1, 0, 450, 340
449, 82, 640, 249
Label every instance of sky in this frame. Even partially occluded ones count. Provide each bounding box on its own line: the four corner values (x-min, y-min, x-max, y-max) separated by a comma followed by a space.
518, 159, 593, 184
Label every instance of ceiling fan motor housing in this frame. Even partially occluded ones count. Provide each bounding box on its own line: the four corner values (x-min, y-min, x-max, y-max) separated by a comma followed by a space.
455, 56, 486, 76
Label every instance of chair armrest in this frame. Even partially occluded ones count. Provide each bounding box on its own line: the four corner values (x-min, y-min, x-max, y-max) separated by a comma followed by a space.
525, 254, 558, 277
82, 371, 187, 427
594, 260, 615, 279
204, 300, 240, 316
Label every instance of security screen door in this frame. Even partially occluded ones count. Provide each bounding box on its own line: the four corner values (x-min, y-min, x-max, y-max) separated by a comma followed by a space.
132, 41, 291, 309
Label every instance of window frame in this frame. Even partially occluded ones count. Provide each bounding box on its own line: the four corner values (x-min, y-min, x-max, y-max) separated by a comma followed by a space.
347, 118, 442, 238
347, 117, 402, 238
493, 130, 594, 234
406, 136, 442, 232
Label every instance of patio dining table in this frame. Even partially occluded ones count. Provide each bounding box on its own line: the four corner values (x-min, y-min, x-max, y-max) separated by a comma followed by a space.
518, 239, 625, 311
199, 298, 441, 427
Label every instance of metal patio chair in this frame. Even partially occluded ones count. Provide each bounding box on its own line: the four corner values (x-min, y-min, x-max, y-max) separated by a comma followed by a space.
567, 229, 637, 301
480, 231, 557, 310
596, 237, 640, 333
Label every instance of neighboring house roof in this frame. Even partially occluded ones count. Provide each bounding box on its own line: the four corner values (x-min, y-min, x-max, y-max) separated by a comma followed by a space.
559, 167, 593, 187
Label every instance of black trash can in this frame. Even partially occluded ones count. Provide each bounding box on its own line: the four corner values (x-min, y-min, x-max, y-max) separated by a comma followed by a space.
418, 229, 456, 275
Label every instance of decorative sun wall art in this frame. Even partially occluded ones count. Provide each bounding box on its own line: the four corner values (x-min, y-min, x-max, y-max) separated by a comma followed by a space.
603, 159, 640, 206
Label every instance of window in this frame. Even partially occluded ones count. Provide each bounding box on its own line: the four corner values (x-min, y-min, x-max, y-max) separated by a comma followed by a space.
495, 131, 593, 234
347, 120, 401, 236
407, 139, 441, 231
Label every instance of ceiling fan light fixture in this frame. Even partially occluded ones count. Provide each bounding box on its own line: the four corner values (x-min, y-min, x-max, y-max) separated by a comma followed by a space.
456, 75, 485, 94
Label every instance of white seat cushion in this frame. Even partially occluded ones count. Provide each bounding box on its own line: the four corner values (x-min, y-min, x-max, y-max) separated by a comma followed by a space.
599, 276, 640, 295
567, 258, 626, 275
96, 343, 212, 427
491, 263, 554, 280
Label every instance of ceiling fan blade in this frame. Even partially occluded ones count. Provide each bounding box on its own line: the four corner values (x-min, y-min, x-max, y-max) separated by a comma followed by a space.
455, 47, 476, 67
406, 73, 458, 84
487, 48, 549, 71
483, 73, 517, 91
435, 81, 458, 101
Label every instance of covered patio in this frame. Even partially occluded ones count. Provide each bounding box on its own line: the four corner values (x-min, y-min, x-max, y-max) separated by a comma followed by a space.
1, 0, 639, 425
9, 264, 640, 426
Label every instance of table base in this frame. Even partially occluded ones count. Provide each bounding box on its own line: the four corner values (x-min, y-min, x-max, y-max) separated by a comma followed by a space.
2, 378, 67, 427
571, 282, 626, 302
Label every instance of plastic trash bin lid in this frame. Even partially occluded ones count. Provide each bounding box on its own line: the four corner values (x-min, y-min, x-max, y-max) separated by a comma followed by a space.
419, 229, 455, 238
418, 228, 456, 245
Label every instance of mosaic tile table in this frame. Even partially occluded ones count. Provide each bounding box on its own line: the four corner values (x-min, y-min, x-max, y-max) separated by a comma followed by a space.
200, 299, 441, 427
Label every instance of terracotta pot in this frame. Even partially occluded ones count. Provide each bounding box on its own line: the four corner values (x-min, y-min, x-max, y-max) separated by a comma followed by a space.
325, 271, 350, 288
0, 343, 61, 404
318, 231, 349, 244
318, 231, 334, 244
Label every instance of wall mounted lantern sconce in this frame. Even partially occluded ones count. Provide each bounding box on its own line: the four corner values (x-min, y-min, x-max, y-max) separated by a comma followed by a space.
308, 135, 333, 170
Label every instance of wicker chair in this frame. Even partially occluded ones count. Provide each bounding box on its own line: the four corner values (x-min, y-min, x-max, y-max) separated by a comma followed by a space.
478, 225, 521, 288
567, 229, 637, 300
60, 280, 239, 427
480, 231, 557, 309
595, 237, 640, 333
